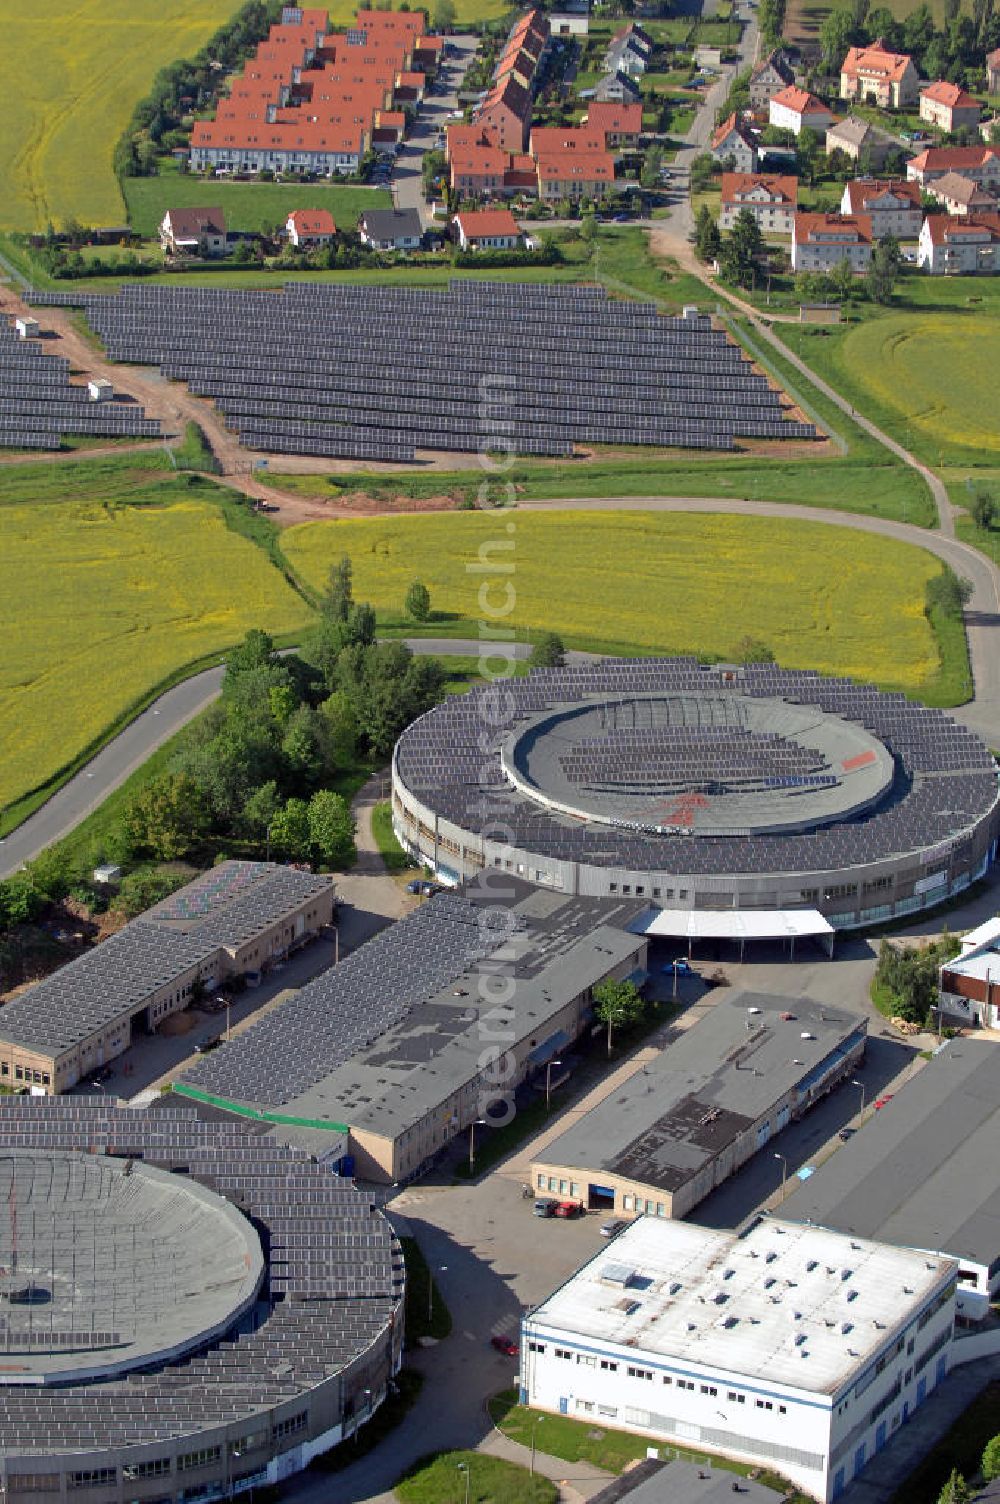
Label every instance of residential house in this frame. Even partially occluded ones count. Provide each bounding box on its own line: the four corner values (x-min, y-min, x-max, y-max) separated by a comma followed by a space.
840, 178, 922, 236
477, 75, 533, 151
357, 207, 422, 249
839, 41, 919, 109
448, 140, 509, 195
748, 49, 794, 109
825, 114, 897, 167
907, 144, 1000, 187
453, 209, 524, 250
791, 211, 873, 271
918, 212, 1000, 272
719, 172, 797, 232
583, 101, 643, 150
604, 22, 652, 79
159, 206, 227, 256
920, 80, 982, 133
535, 148, 615, 200
529, 125, 607, 155
549, 8, 590, 36
285, 208, 336, 246
925, 169, 998, 215
711, 111, 757, 171
769, 85, 834, 135
593, 71, 642, 103
989, 47, 1000, 93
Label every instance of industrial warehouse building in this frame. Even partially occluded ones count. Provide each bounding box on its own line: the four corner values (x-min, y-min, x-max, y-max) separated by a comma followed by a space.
521, 1217, 957, 1502
531, 992, 866, 1218
783, 1038, 1000, 1322
392, 659, 1000, 932
0, 1098, 402, 1503
0, 862, 336, 1092
178, 881, 649, 1182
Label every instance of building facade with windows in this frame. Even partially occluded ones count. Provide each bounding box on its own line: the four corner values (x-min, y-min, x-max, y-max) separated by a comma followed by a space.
521, 1218, 957, 1502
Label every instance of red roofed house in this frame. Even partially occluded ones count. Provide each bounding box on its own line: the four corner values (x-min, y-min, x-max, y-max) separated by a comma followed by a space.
919, 81, 981, 133
535, 149, 615, 201
839, 178, 922, 237
906, 144, 1000, 188
453, 209, 524, 251
583, 101, 643, 150
159, 206, 227, 257
711, 112, 757, 171
791, 212, 872, 272
989, 48, 1000, 93
769, 85, 834, 136
528, 126, 607, 156
477, 75, 533, 152
449, 141, 510, 196
285, 209, 336, 247
720, 173, 797, 233
839, 41, 919, 109
918, 212, 1000, 272
475, 8, 549, 152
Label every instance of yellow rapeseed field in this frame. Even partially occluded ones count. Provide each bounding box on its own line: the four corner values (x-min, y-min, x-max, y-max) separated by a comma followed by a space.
839, 314, 1000, 459
0, 0, 236, 231
0, 498, 309, 812
283, 511, 943, 689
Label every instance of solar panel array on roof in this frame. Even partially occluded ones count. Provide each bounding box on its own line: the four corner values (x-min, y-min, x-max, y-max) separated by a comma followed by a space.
0, 316, 161, 450
0, 1098, 399, 1449
53, 282, 816, 459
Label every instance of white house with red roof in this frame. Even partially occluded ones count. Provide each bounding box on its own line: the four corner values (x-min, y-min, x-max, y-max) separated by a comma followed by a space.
906, 144, 1000, 187
452, 209, 524, 250
989, 47, 1000, 93
285, 208, 336, 246
720, 173, 797, 232
839, 178, 922, 237
711, 112, 757, 171
792, 212, 872, 271
839, 41, 919, 109
919, 212, 1000, 272
920, 81, 981, 133
769, 85, 833, 136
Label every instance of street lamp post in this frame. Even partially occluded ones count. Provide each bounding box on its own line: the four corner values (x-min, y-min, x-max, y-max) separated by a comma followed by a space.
545, 1059, 562, 1111
851, 1077, 866, 1120
457, 1462, 471, 1504
468, 1117, 486, 1173
530, 1416, 544, 1476
773, 1151, 787, 1203
226, 998, 231, 1042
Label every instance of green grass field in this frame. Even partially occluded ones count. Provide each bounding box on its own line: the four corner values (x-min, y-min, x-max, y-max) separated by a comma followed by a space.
282, 511, 953, 694
123, 166, 392, 238
0, 468, 310, 820
397, 1451, 557, 1504
0, 0, 237, 232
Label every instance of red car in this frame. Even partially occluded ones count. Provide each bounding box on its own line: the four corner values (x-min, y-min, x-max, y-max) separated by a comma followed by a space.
491, 1334, 519, 1356
553, 1201, 584, 1219
874, 1094, 894, 1110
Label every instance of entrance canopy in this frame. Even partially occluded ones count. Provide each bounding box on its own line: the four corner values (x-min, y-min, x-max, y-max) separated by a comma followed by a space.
631, 908, 834, 956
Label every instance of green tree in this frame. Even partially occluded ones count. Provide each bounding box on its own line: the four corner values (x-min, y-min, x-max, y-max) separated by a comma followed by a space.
865, 235, 900, 304
115, 867, 189, 920
528, 632, 566, 669
796, 127, 821, 185
720, 208, 763, 289
432, 0, 456, 28
938, 1469, 970, 1504
695, 203, 722, 262
269, 798, 312, 861
307, 790, 355, 867
223, 628, 275, 689
640, 145, 663, 188
405, 579, 432, 622
319, 689, 358, 764
243, 779, 281, 849
593, 979, 645, 1055
830, 255, 856, 301
982, 1438, 1000, 1483
820, 7, 857, 66
926, 567, 973, 616
970, 488, 996, 530
325, 555, 354, 622
580, 211, 598, 244
120, 773, 211, 860
731, 636, 776, 664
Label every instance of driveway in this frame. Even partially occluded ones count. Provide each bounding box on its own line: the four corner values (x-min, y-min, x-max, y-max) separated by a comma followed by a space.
391, 34, 480, 227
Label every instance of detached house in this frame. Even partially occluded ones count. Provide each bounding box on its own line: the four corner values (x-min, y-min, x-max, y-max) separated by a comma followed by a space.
840, 178, 922, 237
791, 212, 872, 272
748, 50, 794, 109
357, 207, 422, 249
925, 170, 998, 215
159, 206, 227, 257
720, 172, 797, 233
769, 85, 833, 136
839, 41, 919, 109
918, 212, 1000, 272
285, 208, 336, 246
452, 209, 523, 250
825, 115, 897, 167
919, 81, 982, 133
711, 112, 757, 171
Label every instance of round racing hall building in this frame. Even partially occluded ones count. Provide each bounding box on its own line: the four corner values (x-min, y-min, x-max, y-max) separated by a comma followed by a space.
392, 659, 1000, 932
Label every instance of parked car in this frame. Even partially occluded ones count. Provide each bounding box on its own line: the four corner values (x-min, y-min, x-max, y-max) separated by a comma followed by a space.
194, 1036, 222, 1054
600, 1218, 627, 1239
553, 1200, 584, 1218
533, 1198, 555, 1217
490, 1334, 519, 1356
662, 957, 694, 975
838, 1128, 855, 1142
874, 1094, 894, 1110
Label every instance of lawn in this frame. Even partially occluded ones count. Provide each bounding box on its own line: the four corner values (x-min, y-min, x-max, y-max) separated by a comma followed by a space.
0, 473, 310, 821
371, 800, 415, 874
0, 0, 237, 232
282, 511, 955, 696
396, 1451, 557, 1504
123, 164, 393, 238
888, 1382, 1000, 1504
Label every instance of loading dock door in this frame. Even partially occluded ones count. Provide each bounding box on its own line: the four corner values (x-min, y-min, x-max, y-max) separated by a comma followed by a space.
589, 1184, 616, 1209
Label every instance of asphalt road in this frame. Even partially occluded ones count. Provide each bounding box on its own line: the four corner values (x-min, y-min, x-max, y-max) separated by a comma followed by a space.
391, 35, 479, 226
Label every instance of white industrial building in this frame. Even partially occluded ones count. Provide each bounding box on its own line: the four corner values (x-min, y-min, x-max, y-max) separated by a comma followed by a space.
521, 1218, 957, 1503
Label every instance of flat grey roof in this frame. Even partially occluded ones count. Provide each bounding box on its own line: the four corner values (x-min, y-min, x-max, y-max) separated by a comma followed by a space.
536, 991, 864, 1194
592, 1455, 781, 1504
783, 1038, 1000, 1271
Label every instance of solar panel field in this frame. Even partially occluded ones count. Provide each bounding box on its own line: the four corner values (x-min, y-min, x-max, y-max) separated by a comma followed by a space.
281, 510, 947, 691
0, 489, 310, 815
0, 0, 235, 231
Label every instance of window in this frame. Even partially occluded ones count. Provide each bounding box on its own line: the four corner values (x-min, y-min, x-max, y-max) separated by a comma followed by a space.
623, 1195, 635, 1211
69, 1472, 117, 1490
537, 1174, 545, 1189
598, 1404, 618, 1419
554, 1347, 572, 1361
273, 1412, 307, 1442
559, 1180, 568, 1194
700, 1384, 718, 1396
627, 1365, 653, 1381
756, 1400, 774, 1411
601, 1359, 618, 1371
548, 1177, 557, 1192
124, 1459, 171, 1481
677, 1379, 696, 1392
656, 1203, 666, 1217
9, 1477, 62, 1492
528, 1342, 546, 1354
179, 1449, 222, 1473
576, 1399, 595, 1414
577, 1354, 597, 1367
